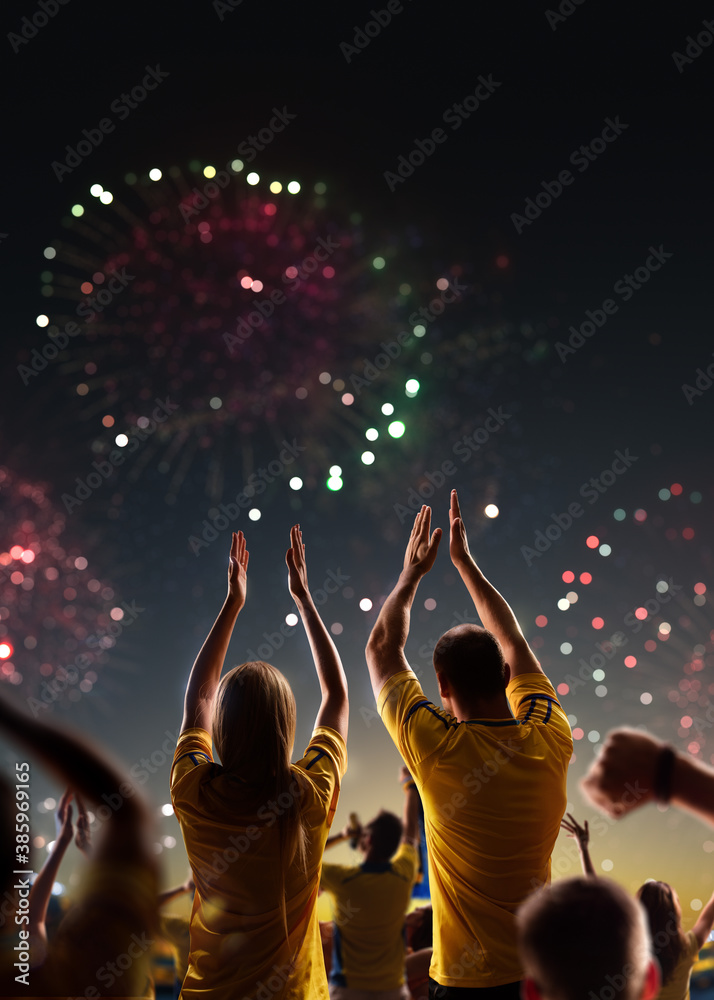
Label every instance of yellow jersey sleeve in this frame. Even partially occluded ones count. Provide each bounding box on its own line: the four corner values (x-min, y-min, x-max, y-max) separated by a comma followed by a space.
295, 726, 348, 830
170, 726, 214, 791
390, 841, 419, 884
377, 670, 457, 779
506, 673, 572, 749
320, 862, 347, 893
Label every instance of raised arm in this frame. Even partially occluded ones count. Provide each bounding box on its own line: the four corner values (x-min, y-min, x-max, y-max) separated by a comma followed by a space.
158, 874, 195, 908
560, 813, 596, 876
449, 490, 541, 678
28, 791, 74, 960
693, 889, 714, 948
286, 525, 348, 741
181, 530, 248, 734
366, 506, 442, 700
400, 766, 420, 846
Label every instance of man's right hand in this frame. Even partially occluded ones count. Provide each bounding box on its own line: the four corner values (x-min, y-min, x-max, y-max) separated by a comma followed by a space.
449, 490, 472, 567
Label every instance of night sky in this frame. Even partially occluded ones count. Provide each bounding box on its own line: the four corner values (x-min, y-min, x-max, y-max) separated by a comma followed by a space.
1, 0, 713, 920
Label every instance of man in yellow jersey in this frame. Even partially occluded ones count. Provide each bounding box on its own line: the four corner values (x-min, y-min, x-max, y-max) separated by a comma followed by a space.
516, 877, 660, 1000
320, 767, 420, 999
366, 492, 573, 999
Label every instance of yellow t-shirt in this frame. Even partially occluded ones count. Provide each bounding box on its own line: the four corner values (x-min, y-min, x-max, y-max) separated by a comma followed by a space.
170, 725, 347, 1000
378, 670, 572, 989
320, 841, 418, 989
659, 930, 700, 1000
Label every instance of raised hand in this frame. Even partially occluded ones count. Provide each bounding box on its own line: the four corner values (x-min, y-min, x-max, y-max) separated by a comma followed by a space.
74, 794, 92, 856
449, 489, 472, 566
286, 524, 310, 605
55, 789, 74, 846
581, 728, 658, 818
403, 506, 442, 578
561, 813, 589, 848
227, 531, 249, 607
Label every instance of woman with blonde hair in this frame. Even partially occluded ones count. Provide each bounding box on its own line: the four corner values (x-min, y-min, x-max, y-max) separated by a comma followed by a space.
171, 527, 348, 999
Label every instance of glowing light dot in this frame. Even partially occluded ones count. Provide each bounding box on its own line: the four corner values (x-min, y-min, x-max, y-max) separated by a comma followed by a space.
573, 728, 584, 740
289, 477, 303, 491
557, 683, 569, 695
314, 182, 326, 194
361, 451, 375, 465
161, 803, 173, 817
658, 488, 671, 501
601, 860, 614, 872
372, 256, 386, 270
359, 599, 373, 611
562, 571, 575, 583
566, 591, 578, 603
388, 421, 405, 438
704, 842, 714, 853
246, 172, 260, 185
436, 278, 449, 290
44, 246, 56, 259
326, 477, 343, 492
671, 483, 683, 496
588, 730, 600, 743
202, 166, 216, 179
230, 159, 244, 173
295, 387, 308, 400
209, 397, 222, 410
285, 613, 298, 626
323, 266, 335, 278
365, 428, 379, 441
99, 191, 113, 204
656, 580, 670, 594
484, 505, 499, 518
599, 544, 611, 557
634, 509, 647, 522
635, 607, 648, 621
252, 280, 264, 292
681, 716, 693, 728
688, 742, 700, 754
240, 276, 253, 289
557, 599, 570, 611
102, 415, 114, 428
535, 615, 548, 627
287, 181, 300, 194
90, 184, 103, 197
149, 168, 162, 181
381, 403, 394, 416
405, 378, 420, 396
330, 466, 342, 477
593, 670, 605, 681
248, 509, 261, 521
691, 899, 703, 911
560, 642, 572, 654
0, 644, 12, 659
319, 371, 331, 384
115, 434, 128, 447
330, 622, 343, 635
644, 640, 657, 652
613, 508, 626, 520
595, 685, 607, 697
682, 527, 695, 540
496, 255, 509, 268
74, 557, 88, 570
341, 393, 354, 406
413, 324, 426, 338
592, 617, 604, 629
586, 536, 599, 549
580, 572, 592, 585
424, 598, 437, 611
659, 622, 671, 635
691, 491, 703, 503
624, 656, 637, 668
76, 383, 88, 395
71, 204, 84, 217
694, 583, 706, 595
36, 315, 49, 328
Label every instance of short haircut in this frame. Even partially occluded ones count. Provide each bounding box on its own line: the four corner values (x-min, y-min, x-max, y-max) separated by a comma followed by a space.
637, 881, 683, 986
517, 877, 652, 1000
367, 811, 403, 861
433, 624, 506, 700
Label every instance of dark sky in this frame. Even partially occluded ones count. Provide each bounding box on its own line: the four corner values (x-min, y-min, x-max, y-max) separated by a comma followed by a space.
1, 0, 713, 904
